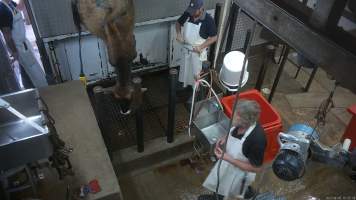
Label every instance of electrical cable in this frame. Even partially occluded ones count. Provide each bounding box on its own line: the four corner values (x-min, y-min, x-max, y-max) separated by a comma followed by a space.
309, 81, 339, 140
71, 0, 86, 84
78, 30, 86, 84
188, 79, 224, 137
215, 26, 255, 199
97, 38, 105, 78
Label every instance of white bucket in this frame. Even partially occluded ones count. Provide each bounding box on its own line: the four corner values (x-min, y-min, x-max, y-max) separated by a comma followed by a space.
219, 51, 249, 91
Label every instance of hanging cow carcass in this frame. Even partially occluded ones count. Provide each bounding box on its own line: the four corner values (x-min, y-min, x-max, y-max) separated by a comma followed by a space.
71, 0, 137, 111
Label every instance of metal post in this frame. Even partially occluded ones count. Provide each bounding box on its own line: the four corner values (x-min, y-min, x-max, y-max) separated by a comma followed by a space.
294, 65, 302, 79
208, 3, 222, 63
133, 77, 144, 152
304, 66, 318, 92
268, 46, 290, 102
225, 3, 240, 53
215, 28, 254, 196
212, 0, 233, 69
93, 86, 113, 157
167, 69, 178, 143
277, 45, 286, 65
243, 21, 256, 53
255, 45, 275, 91
23, 0, 54, 83
48, 42, 63, 83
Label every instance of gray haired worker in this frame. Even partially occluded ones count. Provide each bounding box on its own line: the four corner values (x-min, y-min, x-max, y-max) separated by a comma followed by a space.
200, 100, 267, 200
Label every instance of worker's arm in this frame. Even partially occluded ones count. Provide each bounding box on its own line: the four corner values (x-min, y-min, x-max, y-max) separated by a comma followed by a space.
176, 21, 182, 36
1, 27, 18, 59
215, 146, 263, 173
199, 35, 217, 49
176, 12, 189, 43
175, 21, 184, 43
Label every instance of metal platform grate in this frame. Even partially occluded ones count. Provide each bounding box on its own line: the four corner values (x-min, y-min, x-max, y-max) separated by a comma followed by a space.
90, 70, 190, 153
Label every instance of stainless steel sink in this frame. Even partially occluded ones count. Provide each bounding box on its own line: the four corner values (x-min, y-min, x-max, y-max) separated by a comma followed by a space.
193, 98, 230, 154
0, 89, 53, 171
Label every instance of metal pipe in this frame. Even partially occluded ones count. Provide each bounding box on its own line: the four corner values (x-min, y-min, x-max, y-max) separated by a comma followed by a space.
243, 22, 256, 53
268, 46, 290, 102
255, 45, 275, 91
303, 66, 318, 92
93, 86, 113, 156
277, 45, 286, 65
167, 69, 178, 143
133, 77, 144, 152
213, 0, 233, 69
216, 26, 255, 197
48, 42, 63, 83
208, 3, 222, 63
294, 65, 302, 79
225, 3, 240, 53
23, 0, 53, 83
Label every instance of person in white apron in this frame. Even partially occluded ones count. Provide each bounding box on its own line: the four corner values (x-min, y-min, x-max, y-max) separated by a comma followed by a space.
176, 0, 217, 88
0, 0, 47, 88
200, 100, 267, 200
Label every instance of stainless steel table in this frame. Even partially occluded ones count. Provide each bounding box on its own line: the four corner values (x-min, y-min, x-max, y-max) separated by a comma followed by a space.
0, 89, 52, 171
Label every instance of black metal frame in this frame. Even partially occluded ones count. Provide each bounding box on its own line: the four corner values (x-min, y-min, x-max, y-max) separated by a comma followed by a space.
132, 77, 144, 152
255, 45, 275, 91
268, 47, 290, 102
234, 0, 356, 94
23, 0, 54, 83
167, 69, 178, 143
208, 3, 222, 64
225, 3, 240, 53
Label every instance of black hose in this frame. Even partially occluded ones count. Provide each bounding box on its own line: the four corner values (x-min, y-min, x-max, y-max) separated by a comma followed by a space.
71, 0, 85, 78
78, 31, 84, 77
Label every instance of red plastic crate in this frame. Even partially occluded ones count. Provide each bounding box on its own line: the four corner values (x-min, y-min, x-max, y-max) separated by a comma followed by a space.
221, 89, 283, 163
264, 125, 283, 162
342, 105, 356, 151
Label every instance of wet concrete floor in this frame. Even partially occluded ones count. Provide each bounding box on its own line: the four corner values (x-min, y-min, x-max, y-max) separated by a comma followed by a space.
118, 51, 356, 200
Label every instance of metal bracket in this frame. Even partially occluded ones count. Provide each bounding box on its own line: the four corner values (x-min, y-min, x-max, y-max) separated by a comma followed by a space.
0, 98, 10, 109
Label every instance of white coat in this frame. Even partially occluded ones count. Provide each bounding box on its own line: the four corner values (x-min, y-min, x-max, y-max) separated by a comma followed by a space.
179, 20, 208, 88
203, 124, 257, 198
2, 1, 48, 88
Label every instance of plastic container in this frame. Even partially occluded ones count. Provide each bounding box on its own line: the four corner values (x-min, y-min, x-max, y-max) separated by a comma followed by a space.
219, 51, 249, 92
342, 105, 356, 151
221, 89, 283, 163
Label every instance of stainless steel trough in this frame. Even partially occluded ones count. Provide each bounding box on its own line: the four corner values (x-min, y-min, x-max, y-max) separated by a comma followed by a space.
0, 89, 52, 171
192, 98, 230, 154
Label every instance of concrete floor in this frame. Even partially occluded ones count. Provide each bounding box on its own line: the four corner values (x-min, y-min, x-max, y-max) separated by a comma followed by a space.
117, 51, 356, 200
9, 48, 356, 200
35, 82, 122, 200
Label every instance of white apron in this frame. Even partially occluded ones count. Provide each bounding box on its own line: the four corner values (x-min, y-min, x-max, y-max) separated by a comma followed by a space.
203, 124, 257, 198
179, 21, 208, 88
3, 1, 48, 88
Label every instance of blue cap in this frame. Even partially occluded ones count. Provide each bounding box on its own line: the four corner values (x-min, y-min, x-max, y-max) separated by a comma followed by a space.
186, 0, 204, 16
